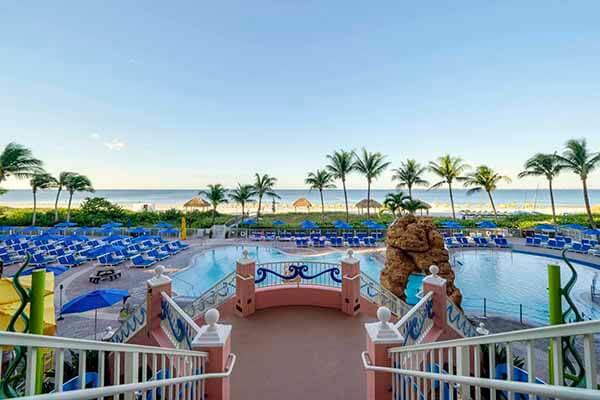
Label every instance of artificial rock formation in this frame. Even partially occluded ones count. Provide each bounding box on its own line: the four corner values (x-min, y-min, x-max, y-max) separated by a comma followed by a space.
380, 215, 462, 307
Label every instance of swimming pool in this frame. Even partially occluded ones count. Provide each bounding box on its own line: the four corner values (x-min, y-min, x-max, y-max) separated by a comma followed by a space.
173, 246, 600, 325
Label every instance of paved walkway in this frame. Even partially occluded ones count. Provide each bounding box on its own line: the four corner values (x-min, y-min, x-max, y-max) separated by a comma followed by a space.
228, 306, 372, 400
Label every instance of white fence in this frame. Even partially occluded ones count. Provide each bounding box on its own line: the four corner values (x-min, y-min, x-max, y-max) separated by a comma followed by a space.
363, 319, 600, 400
394, 291, 434, 346
0, 330, 235, 400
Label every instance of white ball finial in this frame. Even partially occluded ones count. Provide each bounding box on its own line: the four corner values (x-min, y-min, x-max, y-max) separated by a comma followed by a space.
347, 249, 354, 259
377, 306, 391, 324
242, 249, 249, 259
205, 308, 220, 328
429, 265, 439, 277
476, 322, 490, 336
155, 265, 165, 278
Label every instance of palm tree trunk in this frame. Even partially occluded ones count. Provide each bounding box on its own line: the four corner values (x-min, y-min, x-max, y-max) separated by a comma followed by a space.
66, 192, 74, 222
54, 188, 62, 222
487, 190, 497, 220
582, 178, 595, 228
32, 190, 37, 226
342, 178, 349, 222
548, 179, 557, 223
408, 185, 413, 199
448, 182, 456, 219
367, 180, 371, 219
257, 195, 263, 221
212, 207, 216, 225
320, 189, 325, 224
241, 203, 245, 219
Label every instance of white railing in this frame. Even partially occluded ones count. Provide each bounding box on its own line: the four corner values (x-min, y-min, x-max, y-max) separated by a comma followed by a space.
0, 330, 235, 400
447, 297, 479, 338
254, 261, 342, 288
360, 272, 411, 317
393, 291, 434, 346
160, 292, 202, 350
363, 319, 600, 400
108, 301, 147, 344
181, 271, 237, 319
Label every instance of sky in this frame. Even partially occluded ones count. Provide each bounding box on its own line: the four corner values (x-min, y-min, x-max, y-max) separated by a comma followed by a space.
1, 1, 600, 190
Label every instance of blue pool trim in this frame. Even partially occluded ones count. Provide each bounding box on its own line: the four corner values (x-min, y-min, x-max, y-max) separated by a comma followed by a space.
511, 249, 600, 270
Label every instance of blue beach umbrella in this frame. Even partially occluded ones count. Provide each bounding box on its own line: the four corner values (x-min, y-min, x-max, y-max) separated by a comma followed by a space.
55, 221, 78, 228
104, 235, 129, 243
98, 227, 118, 235
272, 220, 286, 226
300, 220, 319, 230
159, 228, 180, 235
101, 222, 123, 229
560, 224, 587, 231
361, 220, 376, 226
21, 226, 41, 234
368, 223, 386, 230
63, 234, 89, 242
33, 234, 64, 242
0, 226, 14, 232
334, 221, 352, 230
477, 221, 498, 229
154, 222, 173, 228
61, 289, 129, 339
129, 226, 150, 234
45, 228, 61, 235
441, 221, 464, 229
241, 218, 257, 225
533, 224, 557, 231
583, 229, 600, 236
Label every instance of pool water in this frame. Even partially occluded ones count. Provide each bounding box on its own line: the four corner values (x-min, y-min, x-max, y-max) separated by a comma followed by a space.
173, 246, 600, 325
173, 246, 423, 302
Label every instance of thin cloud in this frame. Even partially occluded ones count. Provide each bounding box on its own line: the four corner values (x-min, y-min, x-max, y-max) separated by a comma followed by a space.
90, 133, 101, 140
104, 138, 127, 151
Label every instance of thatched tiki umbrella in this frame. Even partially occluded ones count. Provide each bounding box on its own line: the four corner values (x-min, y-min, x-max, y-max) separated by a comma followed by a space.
355, 199, 382, 216
293, 198, 312, 213
183, 197, 211, 212
419, 201, 431, 216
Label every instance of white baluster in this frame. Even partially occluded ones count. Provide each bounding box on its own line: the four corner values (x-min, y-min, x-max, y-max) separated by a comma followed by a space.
55, 348, 65, 392
583, 333, 598, 389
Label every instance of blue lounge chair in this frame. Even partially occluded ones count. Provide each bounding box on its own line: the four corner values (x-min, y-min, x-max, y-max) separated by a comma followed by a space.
172, 240, 189, 250
147, 249, 169, 261
525, 237, 534, 246
30, 253, 55, 266
131, 254, 157, 268
97, 253, 125, 266
494, 238, 510, 248
58, 254, 85, 267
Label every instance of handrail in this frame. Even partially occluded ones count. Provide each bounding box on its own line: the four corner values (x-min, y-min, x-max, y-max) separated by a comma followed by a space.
393, 291, 433, 329
389, 318, 600, 353
359, 272, 411, 317
361, 351, 600, 400
0, 331, 207, 357
256, 260, 340, 267
182, 270, 237, 318
15, 354, 237, 400
392, 291, 434, 346
161, 292, 201, 332
160, 291, 201, 349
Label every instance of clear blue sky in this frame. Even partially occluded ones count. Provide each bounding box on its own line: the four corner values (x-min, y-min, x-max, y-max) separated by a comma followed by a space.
2, 1, 600, 190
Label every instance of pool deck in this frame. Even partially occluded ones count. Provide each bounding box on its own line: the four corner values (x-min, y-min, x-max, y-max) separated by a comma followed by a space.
3, 236, 599, 339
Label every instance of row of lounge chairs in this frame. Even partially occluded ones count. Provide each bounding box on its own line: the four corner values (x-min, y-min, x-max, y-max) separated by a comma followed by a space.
443, 234, 511, 249
249, 231, 384, 245
294, 236, 378, 248
525, 235, 600, 256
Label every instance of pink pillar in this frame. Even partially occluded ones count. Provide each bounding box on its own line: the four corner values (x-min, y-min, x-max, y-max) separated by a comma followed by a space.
235, 250, 256, 317
192, 309, 233, 400
422, 265, 447, 331
341, 250, 361, 316
146, 266, 172, 333
365, 307, 403, 400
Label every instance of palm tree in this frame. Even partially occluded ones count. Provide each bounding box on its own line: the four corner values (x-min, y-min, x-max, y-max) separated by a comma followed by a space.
305, 169, 336, 223
64, 174, 94, 222
0, 142, 43, 185
229, 184, 256, 219
518, 153, 563, 223
353, 148, 390, 219
30, 172, 57, 226
463, 165, 511, 220
199, 184, 228, 226
326, 150, 355, 222
53, 171, 76, 222
428, 155, 470, 219
401, 198, 430, 215
392, 159, 429, 198
556, 139, 600, 228
383, 192, 409, 217
253, 173, 279, 221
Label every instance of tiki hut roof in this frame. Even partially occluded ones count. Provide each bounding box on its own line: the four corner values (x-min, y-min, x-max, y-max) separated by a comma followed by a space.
355, 199, 382, 209
183, 197, 210, 208
292, 198, 312, 208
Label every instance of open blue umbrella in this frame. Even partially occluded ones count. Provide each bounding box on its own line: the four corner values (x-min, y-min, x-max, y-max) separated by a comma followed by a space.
18, 266, 68, 277
441, 221, 464, 229
272, 220, 287, 226
45, 228, 61, 235
241, 218, 257, 225
533, 224, 557, 231
334, 221, 353, 230
104, 235, 129, 243
477, 221, 498, 229
61, 289, 129, 339
0, 226, 14, 232
55, 221, 78, 228
560, 224, 587, 230
368, 223, 386, 230
21, 226, 41, 234
98, 227, 118, 235
361, 220, 376, 226
159, 228, 180, 235
154, 222, 173, 228
129, 226, 150, 234
583, 229, 600, 236
101, 222, 123, 229
300, 220, 319, 230
63, 234, 89, 242
33, 234, 64, 242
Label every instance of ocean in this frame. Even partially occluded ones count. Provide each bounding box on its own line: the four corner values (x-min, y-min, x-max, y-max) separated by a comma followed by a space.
1, 189, 599, 209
